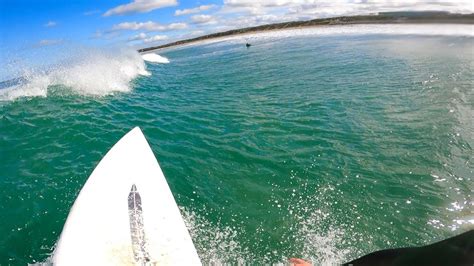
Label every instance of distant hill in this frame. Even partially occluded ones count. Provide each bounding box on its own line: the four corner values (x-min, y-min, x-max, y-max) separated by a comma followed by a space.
138, 12, 474, 53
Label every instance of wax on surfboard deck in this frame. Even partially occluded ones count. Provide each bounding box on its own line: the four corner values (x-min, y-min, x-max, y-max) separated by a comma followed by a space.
52, 127, 201, 265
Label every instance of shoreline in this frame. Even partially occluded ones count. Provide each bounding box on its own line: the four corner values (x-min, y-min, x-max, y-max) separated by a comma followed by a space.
137, 13, 474, 53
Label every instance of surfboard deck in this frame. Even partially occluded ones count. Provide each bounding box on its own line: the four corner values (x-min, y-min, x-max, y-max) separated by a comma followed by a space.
52, 127, 201, 265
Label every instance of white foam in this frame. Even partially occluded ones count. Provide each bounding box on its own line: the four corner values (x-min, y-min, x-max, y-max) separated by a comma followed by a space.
0, 47, 150, 101
141, 53, 170, 64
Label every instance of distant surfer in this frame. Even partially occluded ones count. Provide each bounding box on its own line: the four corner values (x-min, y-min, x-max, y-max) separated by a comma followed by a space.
246, 43, 251, 48
289, 229, 474, 265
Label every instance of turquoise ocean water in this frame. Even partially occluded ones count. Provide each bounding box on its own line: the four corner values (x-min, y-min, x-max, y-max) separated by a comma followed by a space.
1, 25, 473, 264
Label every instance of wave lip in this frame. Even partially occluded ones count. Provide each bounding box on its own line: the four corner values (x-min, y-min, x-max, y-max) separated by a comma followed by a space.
0, 47, 150, 101
142, 53, 170, 64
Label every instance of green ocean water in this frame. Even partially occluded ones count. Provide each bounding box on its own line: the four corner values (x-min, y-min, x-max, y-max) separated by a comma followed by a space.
1, 29, 473, 264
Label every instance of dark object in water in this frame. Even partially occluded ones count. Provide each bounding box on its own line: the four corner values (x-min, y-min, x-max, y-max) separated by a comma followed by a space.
246, 43, 251, 48
344, 229, 474, 266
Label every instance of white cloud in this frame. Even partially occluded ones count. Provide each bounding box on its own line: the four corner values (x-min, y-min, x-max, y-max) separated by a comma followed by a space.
127, 32, 168, 43
211, 0, 474, 31
38, 39, 62, 46
287, 0, 474, 19
128, 32, 148, 41
143, 34, 169, 43
222, 0, 474, 17
191, 14, 217, 24
104, 0, 178, 16
190, 30, 205, 36
44, 21, 57, 27
111, 21, 187, 31
175, 4, 216, 16
224, 0, 306, 8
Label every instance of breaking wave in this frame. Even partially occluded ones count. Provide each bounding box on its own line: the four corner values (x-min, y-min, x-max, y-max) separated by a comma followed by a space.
142, 53, 170, 64
0, 47, 150, 101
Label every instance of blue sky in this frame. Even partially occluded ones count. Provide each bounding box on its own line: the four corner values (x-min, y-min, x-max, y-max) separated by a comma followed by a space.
0, 0, 473, 52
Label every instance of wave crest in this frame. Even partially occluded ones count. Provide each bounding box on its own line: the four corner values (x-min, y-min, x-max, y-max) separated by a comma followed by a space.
142, 53, 170, 64
0, 47, 150, 101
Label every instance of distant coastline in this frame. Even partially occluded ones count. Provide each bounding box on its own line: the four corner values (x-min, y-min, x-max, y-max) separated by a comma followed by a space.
138, 11, 474, 53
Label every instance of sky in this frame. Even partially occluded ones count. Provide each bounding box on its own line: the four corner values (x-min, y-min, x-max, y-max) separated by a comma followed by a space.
0, 0, 473, 51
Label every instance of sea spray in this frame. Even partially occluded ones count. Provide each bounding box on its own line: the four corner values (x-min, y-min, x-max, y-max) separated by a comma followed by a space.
0, 47, 149, 101
178, 183, 362, 265
289, 185, 356, 265
180, 207, 251, 265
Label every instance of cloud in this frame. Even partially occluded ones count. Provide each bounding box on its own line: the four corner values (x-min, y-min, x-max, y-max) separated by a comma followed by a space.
128, 32, 148, 41
212, 0, 474, 31
222, 0, 474, 18
44, 21, 57, 27
191, 14, 217, 24
104, 0, 178, 16
175, 4, 216, 16
285, 0, 474, 19
111, 21, 187, 31
143, 34, 169, 43
38, 39, 62, 46
84, 9, 101, 16
224, 0, 305, 8
127, 33, 168, 43
189, 30, 205, 36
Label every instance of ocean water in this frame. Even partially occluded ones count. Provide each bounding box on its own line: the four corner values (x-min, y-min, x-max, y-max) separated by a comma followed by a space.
1, 25, 473, 264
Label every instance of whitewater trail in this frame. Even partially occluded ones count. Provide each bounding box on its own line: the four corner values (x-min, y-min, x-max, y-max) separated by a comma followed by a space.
0, 48, 151, 101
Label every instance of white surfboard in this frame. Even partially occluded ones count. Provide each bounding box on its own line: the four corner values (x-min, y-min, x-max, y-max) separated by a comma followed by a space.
52, 127, 201, 265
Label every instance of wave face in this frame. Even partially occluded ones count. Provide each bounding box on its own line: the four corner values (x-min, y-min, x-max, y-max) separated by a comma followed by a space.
0, 47, 150, 101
